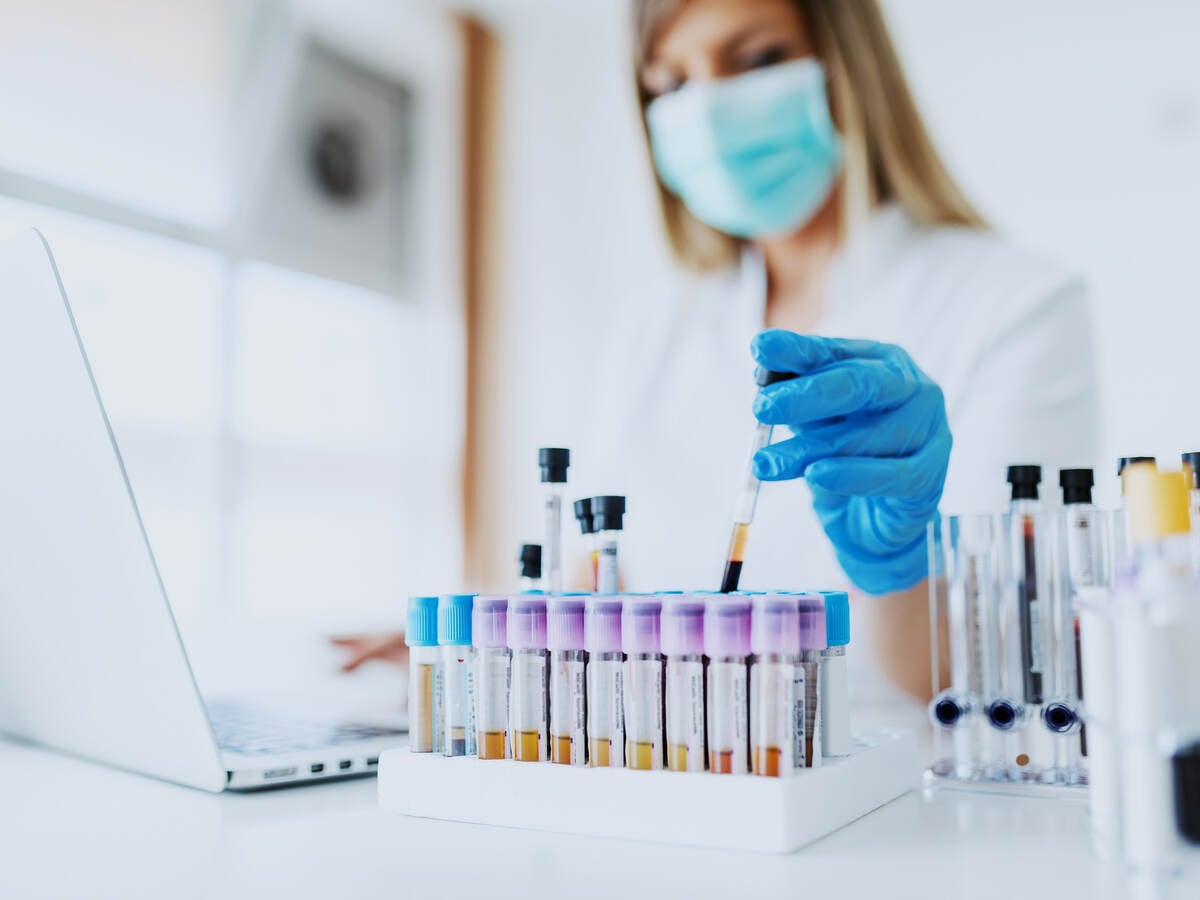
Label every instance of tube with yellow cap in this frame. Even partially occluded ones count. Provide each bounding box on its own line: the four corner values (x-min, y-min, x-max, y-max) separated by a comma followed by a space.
1111, 466, 1200, 874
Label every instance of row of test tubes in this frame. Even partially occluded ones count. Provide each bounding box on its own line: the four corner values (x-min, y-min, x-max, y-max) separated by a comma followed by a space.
927, 465, 1111, 786
405, 590, 852, 776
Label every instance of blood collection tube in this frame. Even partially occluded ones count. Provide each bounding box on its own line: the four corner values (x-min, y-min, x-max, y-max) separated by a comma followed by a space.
705, 596, 751, 774
438, 594, 476, 758
818, 590, 851, 758
573, 499, 598, 592
584, 595, 625, 767
661, 595, 706, 772
796, 594, 826, 767
622, 595, 665, 770
405, 595, 441, 754
518, 543, 543, 592
593, 496, 626, 595
472, 595, 510, 760
538, 448, 569, 594
1055, 468, 1100, 780
548, 595, 587, 765
720, 367, 798, 593
936, 514, 1002, 780
750, 594, 804, 776
507, 595, 549, 762
1007, 465, 1046, 708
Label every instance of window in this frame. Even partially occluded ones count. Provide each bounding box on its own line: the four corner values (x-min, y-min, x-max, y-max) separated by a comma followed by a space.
0, 2, 463, 628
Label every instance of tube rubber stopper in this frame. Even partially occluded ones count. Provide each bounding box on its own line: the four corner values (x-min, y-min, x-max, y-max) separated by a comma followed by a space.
538, 447, 570, 484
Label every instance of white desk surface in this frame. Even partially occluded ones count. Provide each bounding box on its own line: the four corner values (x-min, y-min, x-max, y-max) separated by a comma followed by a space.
5, 727, 1181, 900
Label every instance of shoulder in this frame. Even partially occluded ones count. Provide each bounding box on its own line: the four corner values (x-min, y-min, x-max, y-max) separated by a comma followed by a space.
887, 211, 1088, 334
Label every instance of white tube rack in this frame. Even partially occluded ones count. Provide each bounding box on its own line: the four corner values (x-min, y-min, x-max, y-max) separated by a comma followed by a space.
378, 729, 916, 854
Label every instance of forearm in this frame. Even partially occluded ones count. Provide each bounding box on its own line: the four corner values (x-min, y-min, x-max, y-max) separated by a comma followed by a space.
857, 577, 948, 703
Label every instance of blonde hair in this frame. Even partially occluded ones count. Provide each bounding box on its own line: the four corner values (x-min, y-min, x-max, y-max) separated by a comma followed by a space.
633, 0, 987, 271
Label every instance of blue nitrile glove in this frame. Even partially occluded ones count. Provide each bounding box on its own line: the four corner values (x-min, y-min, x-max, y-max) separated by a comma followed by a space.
750, 329, 952, 595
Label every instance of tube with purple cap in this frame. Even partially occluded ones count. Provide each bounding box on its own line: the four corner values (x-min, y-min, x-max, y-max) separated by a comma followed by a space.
797, 593, 828, 767
622, 596, 665, 770
705, 596, 752, 774
750, 593, 805, 776
662, 595, 707, 772
507, 595, 549, 762
548, 595, 588, 765
585, 596, 625, 767
472, 595, 510, 760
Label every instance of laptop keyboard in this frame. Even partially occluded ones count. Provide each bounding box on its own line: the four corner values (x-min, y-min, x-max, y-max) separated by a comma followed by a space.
208, 701, 404, 756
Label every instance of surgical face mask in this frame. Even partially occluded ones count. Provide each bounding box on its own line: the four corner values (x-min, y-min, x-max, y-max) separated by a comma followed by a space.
646, 59, 843, 240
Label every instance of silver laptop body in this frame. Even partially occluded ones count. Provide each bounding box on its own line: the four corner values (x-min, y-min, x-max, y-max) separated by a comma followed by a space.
0, 230, 405, 791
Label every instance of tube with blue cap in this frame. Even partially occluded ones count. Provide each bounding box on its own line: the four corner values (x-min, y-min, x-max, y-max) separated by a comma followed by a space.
819, 590, 851, 758
405, 596, 442, 753
438, 594, 477, 757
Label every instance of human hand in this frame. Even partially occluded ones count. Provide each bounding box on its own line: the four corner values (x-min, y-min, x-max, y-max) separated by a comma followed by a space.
750, 329, 952, 595
329, 632, 409, 672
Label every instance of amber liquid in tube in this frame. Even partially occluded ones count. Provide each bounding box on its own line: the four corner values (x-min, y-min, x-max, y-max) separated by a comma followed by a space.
627, 740, 658, 771
754, 746, 782, 777
552, 735, 574, 764
478, 730, 506, 760
514, 729, 544, 762
411, 663, 435, 753
709, 749, 735, 774
589, 738, 611, 768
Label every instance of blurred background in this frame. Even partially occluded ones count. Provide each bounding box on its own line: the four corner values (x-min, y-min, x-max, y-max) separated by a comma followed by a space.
1, 0, 1197, 640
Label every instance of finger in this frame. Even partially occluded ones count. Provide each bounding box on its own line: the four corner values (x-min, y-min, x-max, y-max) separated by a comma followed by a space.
754, 358, 919, 425
751, 329, 890, 376
329, 636, 362, 647
341, 651, 372, 672
753, 434, 811, 481
803, 435, 951, 498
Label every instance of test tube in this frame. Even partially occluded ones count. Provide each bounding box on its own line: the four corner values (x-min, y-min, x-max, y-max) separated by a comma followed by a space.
593, 496, 626, 595
538, 448, 570, 594
720, 367, 798, 593
1052, 468, 1102, 783
507, 595, 549, 762
574, 498, 598, 592
405, 596, 441, 754
548, 595, 587, 766
750, 594, 804, 776
818, 590, 851, 759
1007, 465, 1047, 708
472, 595, 510, 760
661, 595, 707, 772
796, 594, 826, 768
438, 594, 476, 758
928, 517, 989, 780
622, 596, 665, 770
518, 544, 543, 592
705, 596, 752, 774
584, 595, 625, 767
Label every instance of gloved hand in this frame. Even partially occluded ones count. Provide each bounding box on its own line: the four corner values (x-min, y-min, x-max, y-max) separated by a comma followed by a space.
750, 329, 952, 595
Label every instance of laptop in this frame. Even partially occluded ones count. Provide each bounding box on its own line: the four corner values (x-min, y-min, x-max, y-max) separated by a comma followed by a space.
0, 229, 406, 791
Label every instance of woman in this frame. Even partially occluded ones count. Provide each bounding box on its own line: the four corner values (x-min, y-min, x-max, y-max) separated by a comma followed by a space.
338, 0, 1099, 698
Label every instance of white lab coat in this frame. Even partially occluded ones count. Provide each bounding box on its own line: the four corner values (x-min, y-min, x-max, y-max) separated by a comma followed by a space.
588, 203, 1101, 597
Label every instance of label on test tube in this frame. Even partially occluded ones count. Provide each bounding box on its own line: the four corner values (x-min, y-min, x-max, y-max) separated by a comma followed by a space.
751, 660, 805, 776
550, 653, 586, 765
708, 661, 748, 774
588, 658, 625, 767
666, 658, 705, 772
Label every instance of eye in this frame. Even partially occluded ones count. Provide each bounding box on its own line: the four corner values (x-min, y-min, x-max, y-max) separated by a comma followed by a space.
736, 44, 789, 72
